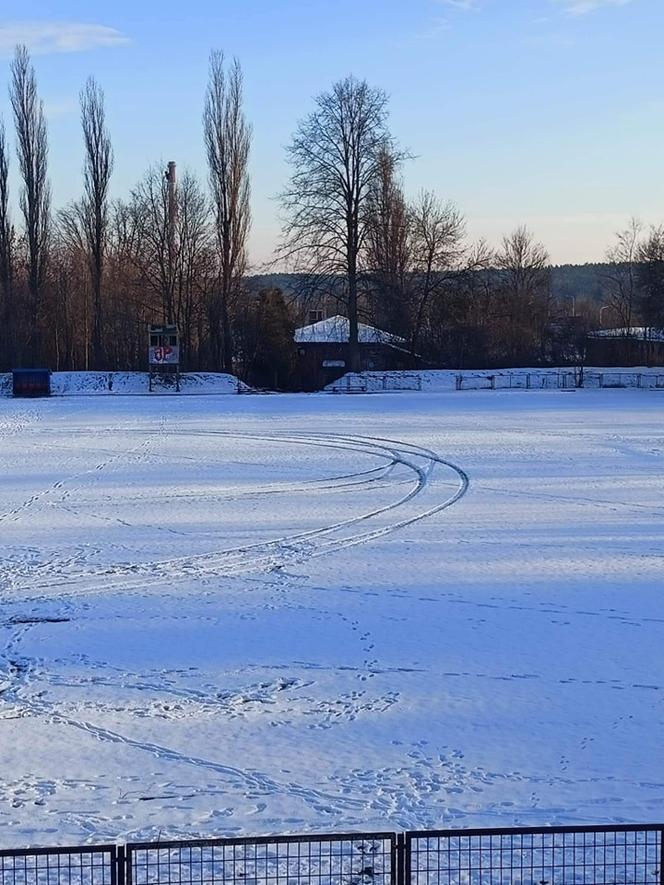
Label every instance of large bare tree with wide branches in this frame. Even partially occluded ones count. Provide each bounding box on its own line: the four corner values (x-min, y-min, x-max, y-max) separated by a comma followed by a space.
279, 76, 394, 372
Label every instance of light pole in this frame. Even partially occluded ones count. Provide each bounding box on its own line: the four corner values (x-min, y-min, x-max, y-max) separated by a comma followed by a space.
599, 305, 611, 328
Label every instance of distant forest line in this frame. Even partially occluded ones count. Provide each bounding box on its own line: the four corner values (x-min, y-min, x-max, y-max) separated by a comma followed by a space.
249, 264, 617, 309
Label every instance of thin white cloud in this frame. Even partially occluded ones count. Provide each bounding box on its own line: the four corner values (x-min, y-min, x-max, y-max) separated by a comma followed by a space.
414, 16, 452, 41
436, 0, 480, 10
552, 0, 635, 16
43, 98, 78, 120
415, 0, 478, 41
0, 21, 131, 57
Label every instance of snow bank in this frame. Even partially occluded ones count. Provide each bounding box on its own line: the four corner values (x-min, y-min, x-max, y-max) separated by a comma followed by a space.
326, 366, 664, 393
0, 371, 250, 397
589, 326, 664, 341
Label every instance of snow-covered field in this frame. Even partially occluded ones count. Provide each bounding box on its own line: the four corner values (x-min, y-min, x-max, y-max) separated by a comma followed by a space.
1, 389, 663, 848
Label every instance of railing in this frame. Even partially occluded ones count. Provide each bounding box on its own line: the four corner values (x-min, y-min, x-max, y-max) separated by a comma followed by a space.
126, 832, 395, 885
406, 825, 663, 885
329, 373, 423, 393
583, 372, 664, 390
1, 826, 662, 885
0, 844, 117, 885
457, 371, 664, 391
457, 372, 578, 391
329, 370, 664, 394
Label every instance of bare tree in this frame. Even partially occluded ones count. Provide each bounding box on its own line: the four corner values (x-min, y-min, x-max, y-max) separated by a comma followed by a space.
103, 199, 149, 370
56, 203, 89, 367
428, 238, 495, 367
52, 110, 214, 376
365, 145, 410, 332
637, 225, 664, 334
0, 118, 14, 369
408, 190, 465, 356
172, 171, 215, 368
279, 76, 393, 372
50, 219, 88, 370
604, 218, 642, 330
80, 77, 113, 368
495, 226, 550, 364
203, 50, 251, 373
125, 164, 213, 368
128, 164, 178, 324
10, 45, 50, 362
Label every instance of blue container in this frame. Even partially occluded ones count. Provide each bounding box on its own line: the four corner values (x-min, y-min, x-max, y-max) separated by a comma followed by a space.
12, 369, 51, 397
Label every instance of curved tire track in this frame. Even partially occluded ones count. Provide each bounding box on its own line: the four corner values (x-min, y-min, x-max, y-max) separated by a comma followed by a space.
6, 430, 469, 599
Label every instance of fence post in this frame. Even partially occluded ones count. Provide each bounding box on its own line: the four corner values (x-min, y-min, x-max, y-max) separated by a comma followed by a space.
116, 845, 126, 885
396, 833, 407, 885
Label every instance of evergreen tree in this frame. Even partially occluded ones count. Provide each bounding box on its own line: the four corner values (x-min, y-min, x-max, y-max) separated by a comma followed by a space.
250, 288, 296, 389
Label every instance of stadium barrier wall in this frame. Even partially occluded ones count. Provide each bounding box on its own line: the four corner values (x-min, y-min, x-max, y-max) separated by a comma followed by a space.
329, 370, 664, 393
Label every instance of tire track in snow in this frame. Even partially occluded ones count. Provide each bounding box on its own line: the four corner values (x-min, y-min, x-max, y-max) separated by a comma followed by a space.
6, 431, 469, 599
0, 429, 469, 828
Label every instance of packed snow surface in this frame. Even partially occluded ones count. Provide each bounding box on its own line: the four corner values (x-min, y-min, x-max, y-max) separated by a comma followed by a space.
0, 389, 663, 847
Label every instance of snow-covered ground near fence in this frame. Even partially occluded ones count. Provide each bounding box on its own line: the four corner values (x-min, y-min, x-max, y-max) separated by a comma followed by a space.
327, 366, 664, 392
0, 371, 247, 396
1, 389, 663, 846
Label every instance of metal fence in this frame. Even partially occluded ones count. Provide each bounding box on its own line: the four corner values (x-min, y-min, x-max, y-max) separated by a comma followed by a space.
406, 825, 663, 885
0, 845, 117, 885
125, 833, 395, 885
583, 372, 664, 390
457, 371, 664, 391
2, 827, 662, 885
329, 374, 423, 394
329, 370, 664, 394
456, 373, 578, 391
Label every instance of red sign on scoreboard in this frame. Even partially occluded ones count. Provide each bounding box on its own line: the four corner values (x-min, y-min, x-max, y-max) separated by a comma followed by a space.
149, 344, 179, 365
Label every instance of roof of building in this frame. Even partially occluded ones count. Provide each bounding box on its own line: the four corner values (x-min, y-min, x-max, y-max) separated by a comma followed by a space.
294, 315, 406, 347
588, 326, 664, 342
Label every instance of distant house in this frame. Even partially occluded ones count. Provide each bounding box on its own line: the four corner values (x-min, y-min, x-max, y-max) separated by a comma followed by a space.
294, 315, 419, 390
586, 327, 664, 366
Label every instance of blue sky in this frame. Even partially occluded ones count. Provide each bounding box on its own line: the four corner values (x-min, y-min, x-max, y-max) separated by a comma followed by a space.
1, 0, 663, 266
